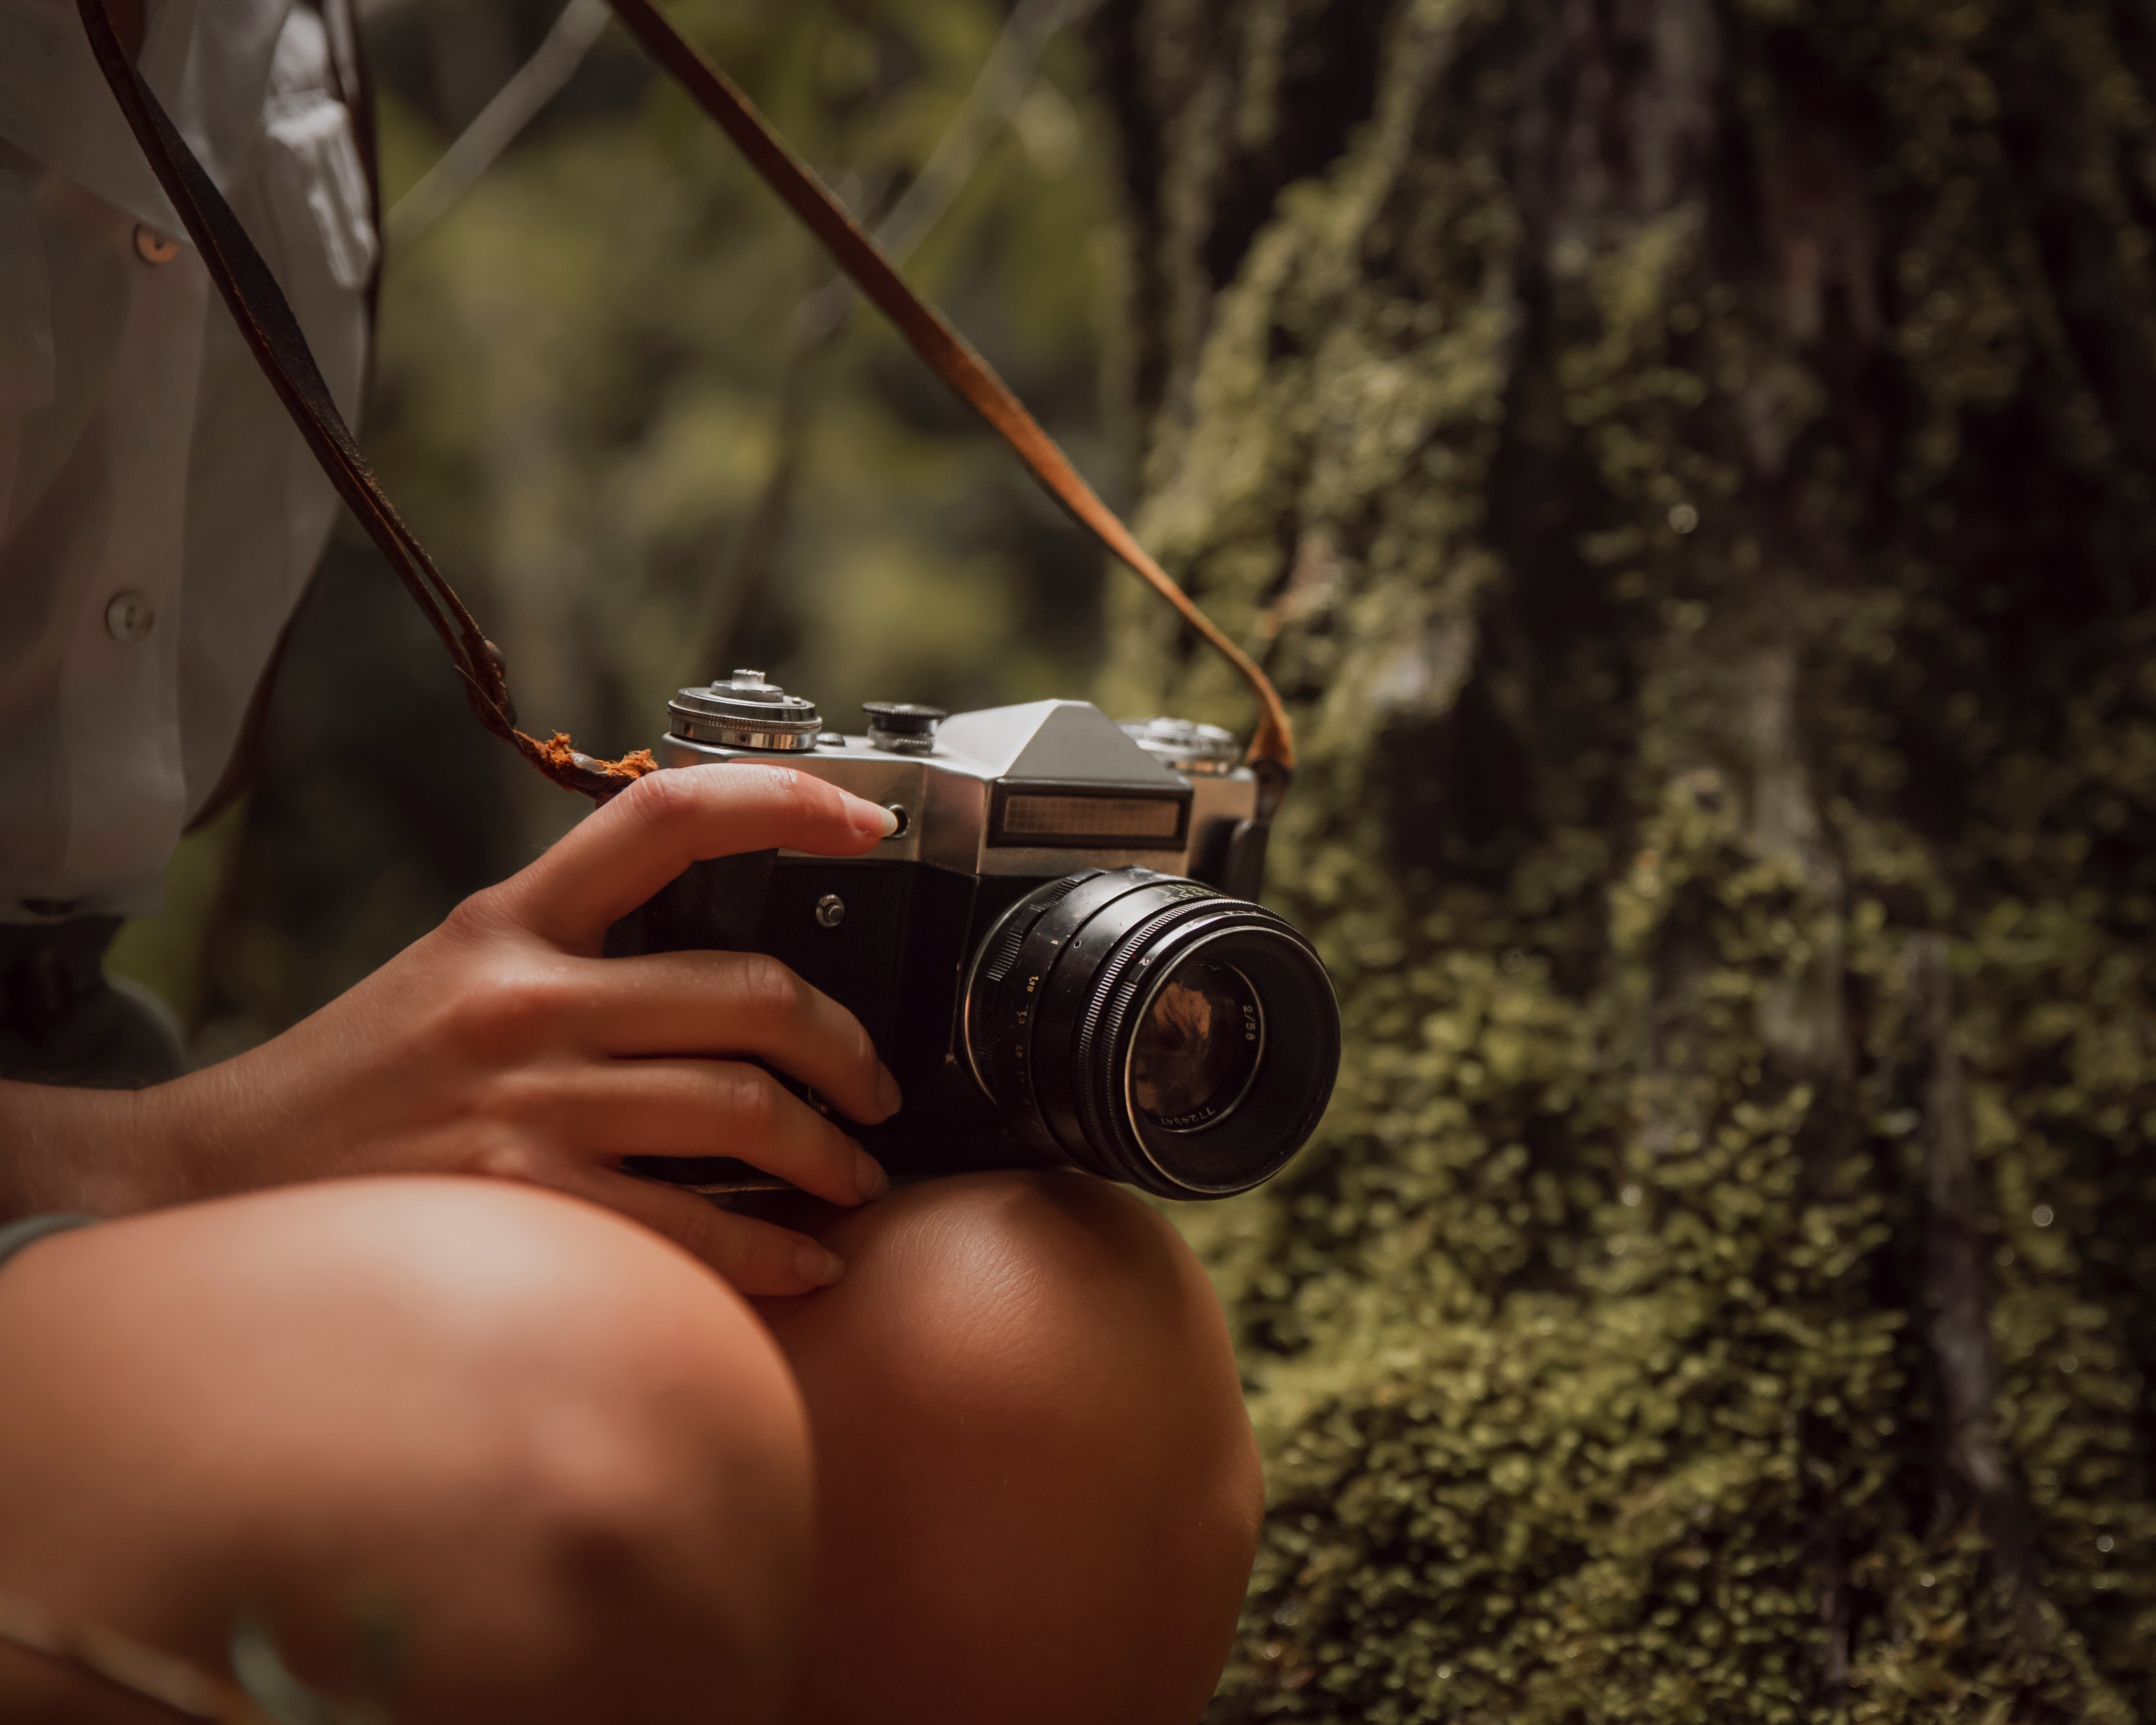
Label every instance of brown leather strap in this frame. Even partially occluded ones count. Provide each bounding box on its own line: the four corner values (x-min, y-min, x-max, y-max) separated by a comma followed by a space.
604, 0, 1294, 785
77, 0, 1294, 801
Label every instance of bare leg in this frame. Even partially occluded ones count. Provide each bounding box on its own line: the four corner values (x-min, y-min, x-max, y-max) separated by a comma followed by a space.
0, 1178, 812, 1725
756, 1171, 1264, 1725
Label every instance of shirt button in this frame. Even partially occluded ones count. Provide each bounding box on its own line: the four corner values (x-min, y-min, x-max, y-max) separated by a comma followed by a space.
106, 591, 155, 642
134, 224, 180, 265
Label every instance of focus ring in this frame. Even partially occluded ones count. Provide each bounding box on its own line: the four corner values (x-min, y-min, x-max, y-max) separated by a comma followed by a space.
967, 869, 1191, 1173
966, 869, 1128, 1163
1024, 877, 1217, 1172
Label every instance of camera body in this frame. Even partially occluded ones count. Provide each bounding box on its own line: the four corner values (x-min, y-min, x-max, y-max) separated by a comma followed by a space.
609, 672, 1340, 1200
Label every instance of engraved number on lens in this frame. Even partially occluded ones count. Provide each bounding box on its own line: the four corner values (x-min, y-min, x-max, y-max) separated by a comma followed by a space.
1130, 961, 1264, 1132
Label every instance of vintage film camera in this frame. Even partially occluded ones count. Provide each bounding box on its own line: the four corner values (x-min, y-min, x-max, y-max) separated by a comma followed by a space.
610, 672, 1341, 1200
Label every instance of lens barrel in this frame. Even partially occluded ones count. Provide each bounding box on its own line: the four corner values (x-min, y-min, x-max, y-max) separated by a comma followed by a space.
964, 868, 1339, 1198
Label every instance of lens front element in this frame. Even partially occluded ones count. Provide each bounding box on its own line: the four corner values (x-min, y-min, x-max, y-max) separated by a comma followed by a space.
1131, 961, 1263, 1132
964, 868, 1339, 1198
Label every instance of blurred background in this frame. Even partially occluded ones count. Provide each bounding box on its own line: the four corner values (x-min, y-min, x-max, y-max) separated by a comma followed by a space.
111, 0, 1130, 1057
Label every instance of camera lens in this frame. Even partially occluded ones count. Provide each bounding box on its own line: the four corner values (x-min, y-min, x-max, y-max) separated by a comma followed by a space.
964, 868, 1339, 1198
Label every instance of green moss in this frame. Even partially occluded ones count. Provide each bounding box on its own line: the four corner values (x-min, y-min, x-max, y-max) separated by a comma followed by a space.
1106, 0, 2156, 1714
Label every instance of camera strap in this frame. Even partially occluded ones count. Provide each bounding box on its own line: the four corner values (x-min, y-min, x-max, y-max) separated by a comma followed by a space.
75, 0, 1296, 809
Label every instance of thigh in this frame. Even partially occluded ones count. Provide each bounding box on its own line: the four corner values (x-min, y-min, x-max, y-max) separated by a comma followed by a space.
0, 1177, 813, 1725
755, 1171, 1263, 1725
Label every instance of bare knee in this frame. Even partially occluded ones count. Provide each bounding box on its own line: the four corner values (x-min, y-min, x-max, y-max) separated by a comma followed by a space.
761, 1170, 1262, 1725
0, 1178, 812, 1724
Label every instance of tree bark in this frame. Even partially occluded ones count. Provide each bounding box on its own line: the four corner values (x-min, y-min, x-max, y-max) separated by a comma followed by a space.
1091, 0, 2156, 1715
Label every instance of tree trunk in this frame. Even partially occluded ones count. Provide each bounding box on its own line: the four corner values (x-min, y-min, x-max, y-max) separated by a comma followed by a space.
1089, 0, 2156, 1715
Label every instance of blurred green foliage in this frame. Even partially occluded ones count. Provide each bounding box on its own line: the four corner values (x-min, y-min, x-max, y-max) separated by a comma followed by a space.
113, 0, 1128, 1041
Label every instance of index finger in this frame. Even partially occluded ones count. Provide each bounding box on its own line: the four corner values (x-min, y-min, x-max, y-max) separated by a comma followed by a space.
502, 764, 897, 951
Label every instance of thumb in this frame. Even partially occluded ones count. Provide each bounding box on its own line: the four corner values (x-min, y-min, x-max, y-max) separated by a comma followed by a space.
496, 764, 896, 951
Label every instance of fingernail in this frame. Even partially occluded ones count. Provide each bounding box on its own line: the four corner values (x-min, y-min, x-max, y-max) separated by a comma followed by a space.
855, 800, 899, 839
876, 1066, 903, 1118
795, 1241, 845, 1288
852, 1147, 890, 1203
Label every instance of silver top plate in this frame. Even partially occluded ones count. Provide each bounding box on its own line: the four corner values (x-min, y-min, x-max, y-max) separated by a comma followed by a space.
655, 699, 1257, 877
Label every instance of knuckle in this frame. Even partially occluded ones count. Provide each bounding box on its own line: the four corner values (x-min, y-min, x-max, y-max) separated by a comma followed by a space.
620, 762, 697, 833
846, 1015, 880, 1083
473, 1062, 560, 1131
666, 1195, 725, 1267
720, 1067, 777, 1140
758, 765, 819, 824
449, 961, 573, 1056
442, 886, 508, 945
731, 952, 805, 1023
465, 1131, 550, 1187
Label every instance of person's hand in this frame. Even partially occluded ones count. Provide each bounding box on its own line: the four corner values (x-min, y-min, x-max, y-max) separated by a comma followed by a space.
35, 766, 905, 1294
